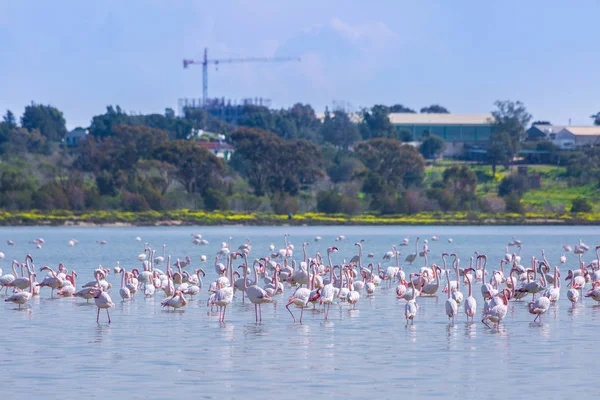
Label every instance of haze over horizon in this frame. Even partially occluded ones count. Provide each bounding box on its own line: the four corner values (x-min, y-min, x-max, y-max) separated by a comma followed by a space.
1, 0, 599, 129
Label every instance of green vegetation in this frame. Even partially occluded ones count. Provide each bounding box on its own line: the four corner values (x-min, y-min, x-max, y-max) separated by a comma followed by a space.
0, 100, 599, 225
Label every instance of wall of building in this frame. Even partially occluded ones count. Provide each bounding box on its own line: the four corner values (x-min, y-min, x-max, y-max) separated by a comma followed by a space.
394, 124, 492, 142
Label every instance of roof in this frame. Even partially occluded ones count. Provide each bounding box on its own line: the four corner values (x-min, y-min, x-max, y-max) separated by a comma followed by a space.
561, 126, 600, 136
529, 124, 565, 134
197, 141, 234, 150
389, 113, 494, 125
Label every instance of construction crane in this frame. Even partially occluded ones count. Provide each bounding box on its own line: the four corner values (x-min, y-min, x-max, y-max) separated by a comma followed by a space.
183, 48, 301, 106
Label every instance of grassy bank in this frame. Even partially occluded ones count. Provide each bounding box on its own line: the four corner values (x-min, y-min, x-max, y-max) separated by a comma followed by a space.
1, 209, 599, 226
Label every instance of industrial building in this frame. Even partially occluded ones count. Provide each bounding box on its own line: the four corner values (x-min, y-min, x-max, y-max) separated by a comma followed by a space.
390, 113, 494, 156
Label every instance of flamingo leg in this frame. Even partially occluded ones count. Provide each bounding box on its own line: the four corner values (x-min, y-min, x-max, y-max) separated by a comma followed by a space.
107, 309, 111, 323
97, 307, 100, 323
222, 305, 227, 322
286, 301, 296, 322
254, 304, 258, 322
300, 306, 304, 324
259, 304, 263, 321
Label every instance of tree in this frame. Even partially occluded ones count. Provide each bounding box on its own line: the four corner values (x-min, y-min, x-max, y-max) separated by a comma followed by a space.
420, 104, 450, 114
231, 127, 323, 196
487, 132, 512, 176
21, 103, 67, 141
153, 140, 224, 195
356, 138, 425, 193
3, 110, 17, 128
571, 198, 592, 213
360, 105, 394, 140
389, 104, 416, 113
591, 112, 600, 126
419, 135, 446, 159
397, 129, 413, 142
491, 100, 532, 165
321, 108, 361, 150
498, 174, 529, 198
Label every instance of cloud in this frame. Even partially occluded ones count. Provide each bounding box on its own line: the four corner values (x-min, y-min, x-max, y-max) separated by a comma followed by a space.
265, 17, 401, 109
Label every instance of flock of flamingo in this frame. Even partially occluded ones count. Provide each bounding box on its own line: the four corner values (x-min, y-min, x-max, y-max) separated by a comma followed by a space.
1, 234, 599, 329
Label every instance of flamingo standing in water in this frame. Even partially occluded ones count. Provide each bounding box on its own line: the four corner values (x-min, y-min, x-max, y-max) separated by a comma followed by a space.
319, 247, 338, 320
528, 292, 551, 322
444, 269, 458, 323
207, 252, 235, 322
89, 288, 115, 323
463, 267, 477, 322
286, 257, 312, 324
482, 289, 509, 329
404, 237, 419, 265
240, 253, 273, 322
5, 273, 36, 308
405, 273, 419, 324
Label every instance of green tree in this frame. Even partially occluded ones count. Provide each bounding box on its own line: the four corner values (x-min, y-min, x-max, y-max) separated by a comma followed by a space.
491, 100, 532, 165
498, 174, 529, 197
591, 112, 600, 126
571, 198, 592, 213
3, 110, 17, 128
389, 104, 416, 113
420, 105, 450, 114
419, 135, 446, 159
21, 103, 67, 141
321, 108, 360, 149
487, 132, 512, 175
230, 127, 323, 196
153, 140, 224, 195
360, 105, 394, 140
356, 138, 425, 193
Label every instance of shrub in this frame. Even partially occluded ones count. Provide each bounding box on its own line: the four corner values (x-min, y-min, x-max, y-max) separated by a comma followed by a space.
317, 190, 360, 215
498, 174, 529, 197
504, 194, 523, 213
203, 189, 229, 211
571, 198, 592, 213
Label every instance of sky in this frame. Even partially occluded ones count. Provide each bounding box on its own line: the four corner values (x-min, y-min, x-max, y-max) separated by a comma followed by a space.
1, 0, 599, 129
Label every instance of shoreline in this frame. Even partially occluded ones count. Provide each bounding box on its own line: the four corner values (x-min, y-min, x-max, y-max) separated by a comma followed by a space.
0, 210, 598, 226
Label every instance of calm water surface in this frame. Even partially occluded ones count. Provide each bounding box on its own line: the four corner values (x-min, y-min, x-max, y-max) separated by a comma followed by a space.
0, 225, 598, 399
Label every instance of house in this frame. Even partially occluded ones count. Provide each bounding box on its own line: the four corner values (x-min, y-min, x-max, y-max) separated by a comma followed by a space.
554, 126, 600, 149
526, 124, 565, 141
197, 141, 235, 161
64, 128, 88, 147
390, 113, 494, 156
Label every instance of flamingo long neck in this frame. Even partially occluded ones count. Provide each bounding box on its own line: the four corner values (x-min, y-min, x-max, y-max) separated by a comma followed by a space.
554, 267, 558, 289
410, 275, 417, 301
121, 269, 126, 288
393, 246, 398, 268
454, 260, 460, 291
303, 243, 307, 264
465, 270, 472, 297
500, 260, 505, 277
480, 255, 487, 276
445, 270, 451, 299
357, 243, 363, 269
242, 254, 249, 290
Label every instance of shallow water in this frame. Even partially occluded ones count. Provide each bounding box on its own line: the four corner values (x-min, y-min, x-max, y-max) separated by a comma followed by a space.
0, 225, 598, 399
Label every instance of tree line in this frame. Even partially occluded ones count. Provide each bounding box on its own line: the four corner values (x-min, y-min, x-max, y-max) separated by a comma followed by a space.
0, 100, 597, 215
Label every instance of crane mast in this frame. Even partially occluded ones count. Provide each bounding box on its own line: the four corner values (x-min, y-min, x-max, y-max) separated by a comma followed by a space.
183, 47, 300, 106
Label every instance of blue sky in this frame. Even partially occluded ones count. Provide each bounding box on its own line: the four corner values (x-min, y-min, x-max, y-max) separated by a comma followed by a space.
1, 0, 599, 129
